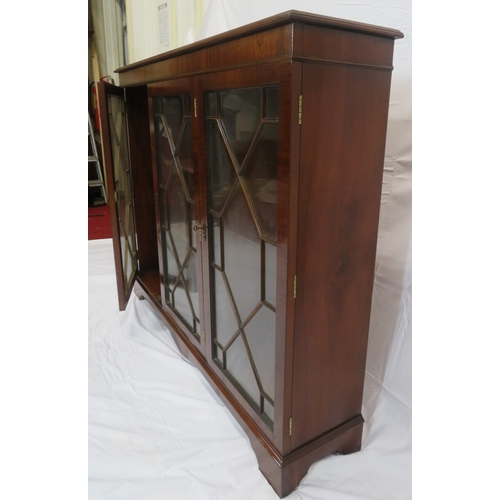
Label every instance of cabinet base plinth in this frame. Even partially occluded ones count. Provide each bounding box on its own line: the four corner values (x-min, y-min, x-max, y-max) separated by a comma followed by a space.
262, 416, 364, 497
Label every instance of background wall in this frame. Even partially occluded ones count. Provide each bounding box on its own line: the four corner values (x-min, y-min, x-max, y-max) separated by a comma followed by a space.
90, 0, 210, 83
123, 0, 210, 65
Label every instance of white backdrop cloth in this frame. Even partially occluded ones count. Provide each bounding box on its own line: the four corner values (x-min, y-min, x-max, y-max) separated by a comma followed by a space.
88, 239, 411, 499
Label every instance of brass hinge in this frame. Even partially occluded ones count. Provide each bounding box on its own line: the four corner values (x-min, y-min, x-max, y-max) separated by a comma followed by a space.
293, 275, 297, 299
194, 98, 198, 118
298, 95, 303, 125
289, 417, 292, 436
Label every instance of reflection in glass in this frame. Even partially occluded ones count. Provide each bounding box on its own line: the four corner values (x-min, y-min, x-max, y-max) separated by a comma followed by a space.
264, 87, 279, 120
168, 174, 190, 265
177, 120, 194, 200
206, 119, 236, 214
225, 334, 261, 405
206, 86, 279, 428
211, 215, 222, 268
156, 124, 173, 189
220, 88, 261, 168
162, 95, 183, 147
244, 123, 279, 242
164, 230, 176, 295
263, 399, 274, 423
223, 183, 261, 323
207, 92, 217, 118
214, 270, 238, 346
244, 305, 276, 401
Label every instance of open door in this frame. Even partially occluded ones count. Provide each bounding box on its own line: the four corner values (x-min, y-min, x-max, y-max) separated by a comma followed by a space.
97, 81, 138, 310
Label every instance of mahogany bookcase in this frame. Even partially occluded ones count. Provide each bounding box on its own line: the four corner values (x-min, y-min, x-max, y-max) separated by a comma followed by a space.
97, 11, 403, 497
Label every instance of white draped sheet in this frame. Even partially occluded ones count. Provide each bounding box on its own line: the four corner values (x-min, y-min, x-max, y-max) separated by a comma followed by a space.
88, 237, 411, 499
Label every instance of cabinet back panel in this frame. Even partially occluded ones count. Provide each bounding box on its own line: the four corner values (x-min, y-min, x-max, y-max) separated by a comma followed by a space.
126, 86, 159, 275
291, 62, 393, 450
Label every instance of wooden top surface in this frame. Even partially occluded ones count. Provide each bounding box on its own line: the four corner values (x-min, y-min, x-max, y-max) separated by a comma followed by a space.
116, 10, 404, 74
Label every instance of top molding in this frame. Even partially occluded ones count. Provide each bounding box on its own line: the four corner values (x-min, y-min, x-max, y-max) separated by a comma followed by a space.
116, 10, 404, 75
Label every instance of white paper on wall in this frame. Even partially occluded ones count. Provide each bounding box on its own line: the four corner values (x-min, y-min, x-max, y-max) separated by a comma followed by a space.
158, 3, 170, 46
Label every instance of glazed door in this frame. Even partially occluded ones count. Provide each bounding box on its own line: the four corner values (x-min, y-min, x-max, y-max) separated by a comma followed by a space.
97, 82, 138, 311
198, 64, 295, 439
149, 81, 205, 353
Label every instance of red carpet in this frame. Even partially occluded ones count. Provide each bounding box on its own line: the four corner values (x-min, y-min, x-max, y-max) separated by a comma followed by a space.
88, 205, 113, 240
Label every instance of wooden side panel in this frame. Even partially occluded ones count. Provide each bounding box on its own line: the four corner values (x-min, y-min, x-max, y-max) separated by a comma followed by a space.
291, 61, 394, 449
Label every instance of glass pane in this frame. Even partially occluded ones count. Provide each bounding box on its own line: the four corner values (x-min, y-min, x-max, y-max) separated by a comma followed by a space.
225, 334, 261, 406
215, 345, 223, 364
171, 249, 199, 333
263, 400, 274, 423
264, 87, 279, 120
220, 88, 261, 168
214, 269, 239, 346
162, 95, 183, 147
244, 305, 276, 401
206, 92, 217, 118
223, 182, 261, 324
168, 173, 190, 266
173, 271, 194, 328
206, 120, 236, 214
153, 96, 162, 116
177, 119, 194, 200
264, 243, 277, 308
183, 94, 191, 116
243, 123, 279, 242
211, 215, 222, 268
185, 250, 199, 322
165, 231, 178, 294
155, 118, 173, 188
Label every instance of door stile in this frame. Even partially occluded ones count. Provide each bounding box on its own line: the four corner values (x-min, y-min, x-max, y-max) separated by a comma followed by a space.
275, 61, 302, 455
191, 77, 210, 361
